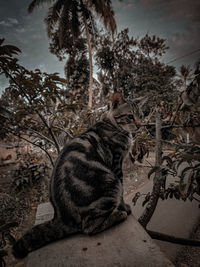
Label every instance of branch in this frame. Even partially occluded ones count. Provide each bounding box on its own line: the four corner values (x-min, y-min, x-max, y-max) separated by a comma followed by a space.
147, 229, 200, 246
142, 123, 200, 129
170, 102, 182, 127
0, 65, 60, 153
162, 124, 200, 129
16, 135, 55, 167
1, 126, 55, 166
19, 126, 55, 146
51, 126, 73, 139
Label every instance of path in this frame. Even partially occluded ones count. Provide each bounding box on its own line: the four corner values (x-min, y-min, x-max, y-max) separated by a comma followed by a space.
125, 166, 200, 261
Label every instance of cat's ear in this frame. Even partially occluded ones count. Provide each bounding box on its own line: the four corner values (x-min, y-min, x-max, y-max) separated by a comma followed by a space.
112, 92, 125, 109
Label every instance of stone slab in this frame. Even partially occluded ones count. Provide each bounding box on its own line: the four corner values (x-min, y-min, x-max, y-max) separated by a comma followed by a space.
27, 203, 174, 267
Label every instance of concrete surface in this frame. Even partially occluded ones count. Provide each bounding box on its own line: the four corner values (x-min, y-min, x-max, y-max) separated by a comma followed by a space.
27, 202, 174, 267
27, 160, 200, 266
125, 174, 200, 261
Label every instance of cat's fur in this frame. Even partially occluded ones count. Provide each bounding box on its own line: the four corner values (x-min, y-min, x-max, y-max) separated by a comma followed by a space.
13, 92, 141, 258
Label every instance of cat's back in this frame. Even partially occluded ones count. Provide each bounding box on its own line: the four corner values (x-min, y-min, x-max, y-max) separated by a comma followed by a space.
52, 120, 114, 184
51, 120, 118, 209
59, 120, 111, 165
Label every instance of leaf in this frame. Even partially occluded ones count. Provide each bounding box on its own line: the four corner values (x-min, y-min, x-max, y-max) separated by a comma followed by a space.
148, 166, 160, 179
176, 159, 187, 170
162, 156, 173, 168
174, 191, 180, 200
142, 192, 151, 206
132, 192, 141, 206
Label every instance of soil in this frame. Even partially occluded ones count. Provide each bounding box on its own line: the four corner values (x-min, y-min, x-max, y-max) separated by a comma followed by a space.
174, 224, 200, 267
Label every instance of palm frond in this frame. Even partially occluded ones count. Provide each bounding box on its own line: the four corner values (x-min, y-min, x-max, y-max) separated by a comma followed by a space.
58, 1, 71, 48
90, 0, 116, 34
28, 0, 55, 13
45, 0, 65, 35
71, 0, 80, 37
58, 0, 81, 48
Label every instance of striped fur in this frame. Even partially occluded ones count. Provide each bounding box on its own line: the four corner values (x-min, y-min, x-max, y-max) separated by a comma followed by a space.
13, 93, 141, 258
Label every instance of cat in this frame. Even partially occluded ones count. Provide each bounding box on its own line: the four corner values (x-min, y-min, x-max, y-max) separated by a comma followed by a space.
12, 92, 141, 258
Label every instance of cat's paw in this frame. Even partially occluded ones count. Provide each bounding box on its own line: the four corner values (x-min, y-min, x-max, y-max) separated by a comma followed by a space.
118, 203, 132, 215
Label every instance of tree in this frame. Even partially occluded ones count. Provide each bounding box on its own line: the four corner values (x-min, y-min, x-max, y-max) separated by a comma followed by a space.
0, 39, 81, 166
131, 68, 200, 245
95, 29, 176, 110
28, 0, 116, 109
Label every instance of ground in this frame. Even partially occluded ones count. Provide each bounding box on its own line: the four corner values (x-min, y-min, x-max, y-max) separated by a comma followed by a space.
0, 162, 50, 267
175, 225, 200, 267
0, 152, 199, 266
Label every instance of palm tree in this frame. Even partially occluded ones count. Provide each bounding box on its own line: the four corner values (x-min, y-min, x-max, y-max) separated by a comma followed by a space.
28, 0, 116, 109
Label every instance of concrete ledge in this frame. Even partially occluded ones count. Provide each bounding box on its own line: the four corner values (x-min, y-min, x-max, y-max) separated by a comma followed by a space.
27, 202, 174, 267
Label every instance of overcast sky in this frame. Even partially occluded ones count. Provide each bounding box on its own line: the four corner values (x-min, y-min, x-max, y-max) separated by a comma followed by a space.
0, 0, 200, 95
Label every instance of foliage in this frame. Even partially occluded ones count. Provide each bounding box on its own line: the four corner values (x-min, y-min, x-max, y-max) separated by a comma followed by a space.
0, 39, 84, 165
162, 144, 200, 203
95, 29, 176, 109
133, 70, 200, 226
12, 155, 50, 191
177, 64, 193, 90
28, 0, 116, 109
64, 40, 89, 102
0, 38, 21, 73
28, 0, 116, 48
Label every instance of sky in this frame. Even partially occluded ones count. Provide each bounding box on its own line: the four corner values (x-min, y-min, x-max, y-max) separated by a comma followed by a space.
0, 0, 200, 94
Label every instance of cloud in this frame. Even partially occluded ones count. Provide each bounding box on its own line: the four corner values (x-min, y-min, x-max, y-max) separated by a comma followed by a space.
123, 3, 134, 10
139, 0, 160, 8
167, 22, 200, 65
31, 34, 42, 40
16, 28, 26, 33
113, 0, 134, 10
138, 0, 200, 23
8, 18, 19, 24
0, 20, 12, 27
0, 17, 19, 27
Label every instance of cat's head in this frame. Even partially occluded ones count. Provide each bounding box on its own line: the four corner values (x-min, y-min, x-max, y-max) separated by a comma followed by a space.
108, 92, 141, 134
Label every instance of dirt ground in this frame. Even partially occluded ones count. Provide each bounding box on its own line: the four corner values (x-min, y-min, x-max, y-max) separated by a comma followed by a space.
174, 224, 200, 267
0, 152, 200, 267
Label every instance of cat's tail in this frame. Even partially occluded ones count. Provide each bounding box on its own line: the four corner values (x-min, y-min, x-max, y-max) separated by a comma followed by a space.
12, 219, 78, 258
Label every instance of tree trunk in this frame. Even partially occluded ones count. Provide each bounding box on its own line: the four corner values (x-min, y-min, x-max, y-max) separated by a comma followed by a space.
138, 108, 163, 228
83, 17, 93, 110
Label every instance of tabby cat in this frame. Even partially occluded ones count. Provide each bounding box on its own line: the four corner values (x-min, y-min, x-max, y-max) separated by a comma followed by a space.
13, 92, 141, 258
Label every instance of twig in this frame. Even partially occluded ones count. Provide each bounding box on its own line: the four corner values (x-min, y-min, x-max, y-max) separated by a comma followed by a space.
144, 159, 154, 168
170, 102, 182, 127
51, 126, 73, 139
1, 126, 55, 166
